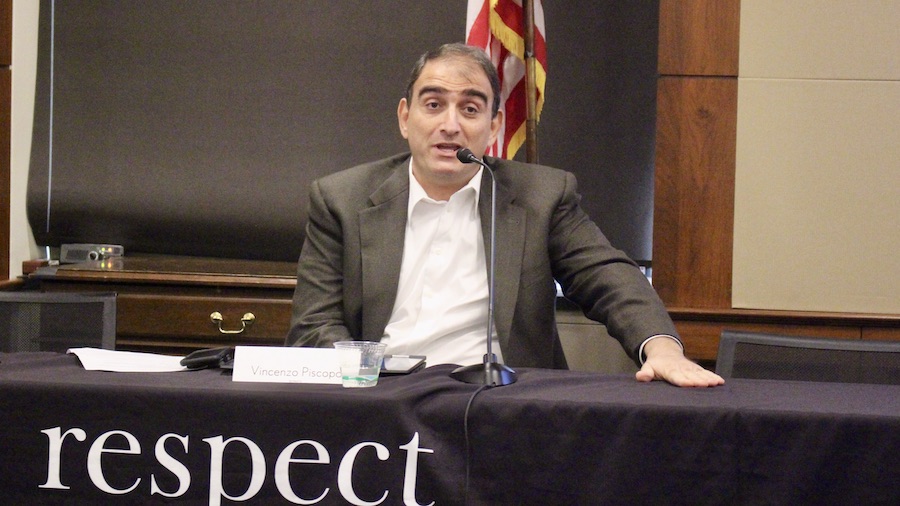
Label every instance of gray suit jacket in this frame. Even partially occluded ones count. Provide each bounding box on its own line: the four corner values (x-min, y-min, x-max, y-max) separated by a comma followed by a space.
286, 153, 679, 369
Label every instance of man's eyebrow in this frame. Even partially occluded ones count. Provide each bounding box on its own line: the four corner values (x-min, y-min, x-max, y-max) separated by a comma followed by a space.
462, 88, 490, 105
417, 85, 447, 98
417, 86, 489, 105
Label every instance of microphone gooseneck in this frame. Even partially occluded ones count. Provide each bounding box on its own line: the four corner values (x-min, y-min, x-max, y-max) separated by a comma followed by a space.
449, 148, 517, 387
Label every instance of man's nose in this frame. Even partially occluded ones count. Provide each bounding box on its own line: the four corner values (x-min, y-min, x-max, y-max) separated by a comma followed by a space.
439, 107, 461, 134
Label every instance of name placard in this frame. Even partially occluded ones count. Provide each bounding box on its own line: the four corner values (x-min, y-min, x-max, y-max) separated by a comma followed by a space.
231, 346, 341, 384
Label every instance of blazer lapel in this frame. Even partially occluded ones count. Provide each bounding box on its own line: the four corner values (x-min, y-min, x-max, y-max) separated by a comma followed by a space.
479, 171, 526, 350
358, 163, 409, 340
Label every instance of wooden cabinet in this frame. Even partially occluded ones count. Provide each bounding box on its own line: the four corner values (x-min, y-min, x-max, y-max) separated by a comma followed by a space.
114, 294, 292, 352
32, 257, 297, 355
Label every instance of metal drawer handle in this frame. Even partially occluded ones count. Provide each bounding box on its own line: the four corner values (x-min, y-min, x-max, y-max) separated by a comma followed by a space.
209, 311, 256, 334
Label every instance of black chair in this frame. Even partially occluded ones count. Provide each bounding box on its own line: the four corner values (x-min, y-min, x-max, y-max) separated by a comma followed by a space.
0, 292, 116, 352
716, 330, 900, 385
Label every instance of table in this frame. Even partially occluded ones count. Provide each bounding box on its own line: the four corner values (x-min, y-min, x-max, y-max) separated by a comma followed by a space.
1, 352, 898, 505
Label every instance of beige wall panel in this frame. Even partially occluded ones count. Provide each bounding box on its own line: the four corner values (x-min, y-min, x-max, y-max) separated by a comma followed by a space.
733, 79, 899, 314
740, 0, 900, 80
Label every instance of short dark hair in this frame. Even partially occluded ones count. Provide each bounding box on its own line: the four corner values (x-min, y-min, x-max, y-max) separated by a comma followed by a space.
404, 43, 501, 118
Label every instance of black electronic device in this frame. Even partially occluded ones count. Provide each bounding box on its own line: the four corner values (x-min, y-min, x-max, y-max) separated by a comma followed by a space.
180, 347, 235, 370
59, 243, 124, 263
381, 355, 427, 375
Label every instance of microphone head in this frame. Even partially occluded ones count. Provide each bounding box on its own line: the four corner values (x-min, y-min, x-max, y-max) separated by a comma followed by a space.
456, 148, 477, 164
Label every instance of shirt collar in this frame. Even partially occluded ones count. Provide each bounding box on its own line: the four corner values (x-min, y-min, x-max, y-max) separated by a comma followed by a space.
407, 158, 483, 219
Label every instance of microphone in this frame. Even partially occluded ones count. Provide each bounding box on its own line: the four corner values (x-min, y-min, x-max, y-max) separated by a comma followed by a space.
450, 148, 517, 387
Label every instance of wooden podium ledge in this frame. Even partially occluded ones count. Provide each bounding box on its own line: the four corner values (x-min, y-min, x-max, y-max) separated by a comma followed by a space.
667, 306, 900, 329
31, 256, 298, 290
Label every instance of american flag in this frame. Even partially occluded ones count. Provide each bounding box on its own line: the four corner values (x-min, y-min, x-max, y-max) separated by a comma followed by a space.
466, 0, 547, 160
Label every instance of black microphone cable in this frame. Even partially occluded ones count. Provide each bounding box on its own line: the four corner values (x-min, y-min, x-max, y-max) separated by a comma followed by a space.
462, 384, 490, 505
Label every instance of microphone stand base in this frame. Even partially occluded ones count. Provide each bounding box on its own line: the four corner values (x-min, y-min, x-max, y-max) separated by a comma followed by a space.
450, 362, 517, 387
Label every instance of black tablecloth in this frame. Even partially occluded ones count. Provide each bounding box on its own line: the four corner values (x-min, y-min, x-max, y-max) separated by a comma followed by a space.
1, 352, 898, 505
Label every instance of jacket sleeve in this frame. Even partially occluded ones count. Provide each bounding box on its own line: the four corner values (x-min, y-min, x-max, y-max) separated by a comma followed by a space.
549, 171, 679, 362
285, 178, 353, 347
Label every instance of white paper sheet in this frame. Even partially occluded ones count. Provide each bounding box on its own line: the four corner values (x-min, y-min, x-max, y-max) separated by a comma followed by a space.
67, 348, 187, 373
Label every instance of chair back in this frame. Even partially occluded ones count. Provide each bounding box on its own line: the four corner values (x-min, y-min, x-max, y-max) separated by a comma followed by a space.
0, 292, 116, 352
716, 330, 900, 385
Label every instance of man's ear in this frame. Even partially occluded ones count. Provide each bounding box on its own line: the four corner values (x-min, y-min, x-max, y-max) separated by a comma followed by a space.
489, 108, 504, 146
397, 98, 410, 139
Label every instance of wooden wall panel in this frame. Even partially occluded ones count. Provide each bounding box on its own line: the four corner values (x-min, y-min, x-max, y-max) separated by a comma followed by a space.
658, 0, 740, 76
653, 77, 736, 308
676, 321, 862, 362
1, 0, 11, 280
0, 0, 10, 65
864, 328, 900, 342
1, 69, 8, 280
653, 0, 740, 309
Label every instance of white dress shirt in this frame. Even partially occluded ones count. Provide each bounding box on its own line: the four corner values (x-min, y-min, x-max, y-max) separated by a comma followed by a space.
380, 161, 502, 366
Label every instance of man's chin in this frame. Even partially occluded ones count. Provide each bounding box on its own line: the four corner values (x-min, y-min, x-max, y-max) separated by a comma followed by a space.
436, 163, 478, 179
423, 157, 464, 175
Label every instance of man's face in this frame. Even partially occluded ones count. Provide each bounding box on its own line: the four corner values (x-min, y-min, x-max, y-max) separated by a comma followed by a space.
398, 57, 502, 199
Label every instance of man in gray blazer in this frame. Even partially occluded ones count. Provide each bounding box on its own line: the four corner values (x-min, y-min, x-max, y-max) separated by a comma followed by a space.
287, 43, 723, 387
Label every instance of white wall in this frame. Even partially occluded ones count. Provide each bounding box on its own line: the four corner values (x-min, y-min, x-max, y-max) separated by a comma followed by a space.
9, 1, 41, 278
733, 0, 900, 314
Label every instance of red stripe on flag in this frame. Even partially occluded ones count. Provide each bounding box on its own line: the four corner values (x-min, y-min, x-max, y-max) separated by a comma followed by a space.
504, 77, 526, 142
466, 0, 491, 47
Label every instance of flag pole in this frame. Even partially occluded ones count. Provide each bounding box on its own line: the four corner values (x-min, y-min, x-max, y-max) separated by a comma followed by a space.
523, 0, 538, 163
